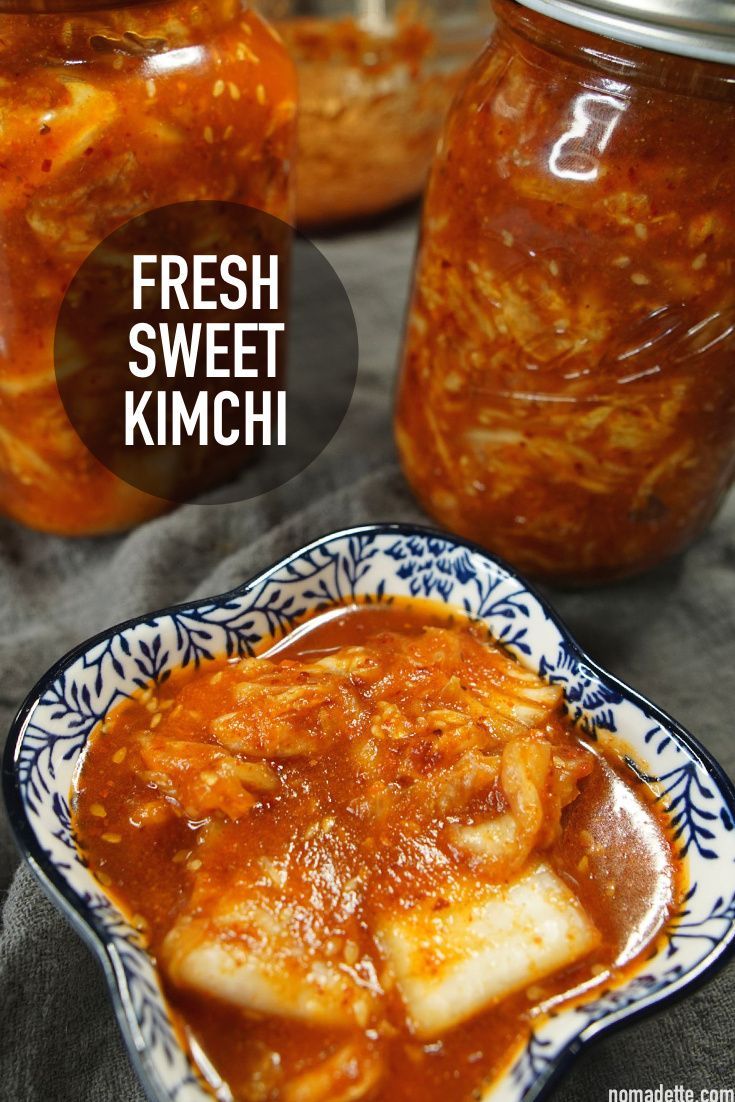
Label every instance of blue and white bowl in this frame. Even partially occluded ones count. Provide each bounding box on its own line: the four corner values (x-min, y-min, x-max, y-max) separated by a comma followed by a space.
4, 523, 735, 1102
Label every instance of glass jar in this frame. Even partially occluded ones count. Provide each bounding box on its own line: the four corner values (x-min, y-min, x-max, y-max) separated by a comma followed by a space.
0, 0, 296, 536
395, 0, 735, 584
262, 0, 488, 226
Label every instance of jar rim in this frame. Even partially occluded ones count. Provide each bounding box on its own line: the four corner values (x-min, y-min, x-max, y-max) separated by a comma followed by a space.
512, 0, 735, 64
0, 0, 163, 12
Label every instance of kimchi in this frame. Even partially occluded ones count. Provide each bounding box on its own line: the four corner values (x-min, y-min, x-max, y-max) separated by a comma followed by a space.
395, 0, 735, 583
0, 0, 296, 535
271, 5, 486, 227
72, 598, 678, 1102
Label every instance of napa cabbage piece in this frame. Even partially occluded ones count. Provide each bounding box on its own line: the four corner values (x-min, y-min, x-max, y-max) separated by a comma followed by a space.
447, 735, 592, 878
375, 861, 600, 1039
162, 890, 380, 1029
282, 1040, 384, 1102
0, 76, 119, 212
136, 736, 279, 820
211, 656, 362, 757
393, 747, 501, 819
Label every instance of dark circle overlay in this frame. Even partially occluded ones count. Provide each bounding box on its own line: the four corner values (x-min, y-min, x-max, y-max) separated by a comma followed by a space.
55, 202, 358, 504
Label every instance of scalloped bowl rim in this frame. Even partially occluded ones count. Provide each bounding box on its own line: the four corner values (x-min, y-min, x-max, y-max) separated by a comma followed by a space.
3, 522, 735, 1102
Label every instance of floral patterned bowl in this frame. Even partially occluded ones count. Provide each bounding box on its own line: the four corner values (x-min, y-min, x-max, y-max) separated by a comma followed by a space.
3, 523, 735, 1102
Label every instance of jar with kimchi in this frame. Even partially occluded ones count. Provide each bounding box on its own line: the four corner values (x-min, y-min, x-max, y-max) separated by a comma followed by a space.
395, 0, 735, 584
261, 0, 488, 226
0, 0, 296, 536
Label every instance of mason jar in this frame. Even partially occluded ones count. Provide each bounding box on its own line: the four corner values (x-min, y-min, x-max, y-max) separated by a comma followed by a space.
262, 0, 488, 226
395, 0, 735, 584
0, 0, 296, 535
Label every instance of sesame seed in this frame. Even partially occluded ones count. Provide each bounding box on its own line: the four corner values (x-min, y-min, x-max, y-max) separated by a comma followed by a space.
150, 712, 162, 729
256, 83, 266, 105
146, 79, 156, 98
203, 126, 214, 144
187, 858, 203, 871
112, 56, 123, 70
235, 40, 259, 62
692, 252, 707, 270
612, 255, 631, 268
97, 871, 112, 886
634, 222, 648, 241
213, 79, 225, 97
354, 997, 370, 1028
173, 850, 190, 863
548, 259, 560, 277
112, 747, 127, 764
223, 125, 234, 140
102, 832, 122, 844
500, 229, 514, 247
228, 82, 241, 101
131, 913, 149, 931
631, 272, 650, 285
90, 803, 107, 818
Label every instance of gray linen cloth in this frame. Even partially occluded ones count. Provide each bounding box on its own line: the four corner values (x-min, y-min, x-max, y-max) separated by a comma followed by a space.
1, 210, 733, 1101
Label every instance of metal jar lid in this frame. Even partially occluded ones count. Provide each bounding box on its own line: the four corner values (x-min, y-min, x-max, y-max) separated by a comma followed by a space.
514, 0, 735, 64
